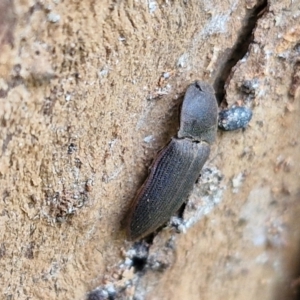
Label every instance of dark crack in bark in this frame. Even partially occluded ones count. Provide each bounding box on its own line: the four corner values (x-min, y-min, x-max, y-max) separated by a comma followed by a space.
213, 0, 268, 105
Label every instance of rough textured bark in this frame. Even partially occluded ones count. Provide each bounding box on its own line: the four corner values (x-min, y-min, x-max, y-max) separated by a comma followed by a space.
0, 0, 299, 300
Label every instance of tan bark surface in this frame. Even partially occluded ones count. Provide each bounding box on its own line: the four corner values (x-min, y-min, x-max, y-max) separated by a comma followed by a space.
0, 0, 299, 299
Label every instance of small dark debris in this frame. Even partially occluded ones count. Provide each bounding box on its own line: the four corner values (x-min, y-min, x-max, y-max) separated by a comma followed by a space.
2, 190, 10, 202
75, 157, 82, 168
67, 143, 77, 154
165, 237, 176, 250
240, 79, 259, 95
131, 242, 149, 272
218, 106, 252, 131
0, 243, 6, 258
0, 89, 8, 98
13, 63, 21, 74
10, 75, 24, 88
24, 242, 35, 259
294, 43, 300, 54
43, 93, 57, 115
2, 133, 13, 153
85, 179, 93, 192
87, 289, 109, 300
256, 120, 264, 128
87, 286, 116, 300
289, 62, 300, 98
0, 0, 16, 48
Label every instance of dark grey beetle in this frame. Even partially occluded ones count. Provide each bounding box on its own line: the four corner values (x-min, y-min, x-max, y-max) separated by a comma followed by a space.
126, 81, 218, 240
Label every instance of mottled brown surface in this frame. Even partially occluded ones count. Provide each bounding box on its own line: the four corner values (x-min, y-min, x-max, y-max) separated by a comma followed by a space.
0, 0, 299, 300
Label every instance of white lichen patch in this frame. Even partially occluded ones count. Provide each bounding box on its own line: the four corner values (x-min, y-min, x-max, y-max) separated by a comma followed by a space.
202, 14, 230, 36
179, 166, 225, 231
148, 0, 157, 14
177, 53, 189, 68
47, 12, 61, 23
239, 186, 288, 248
143, 135, 155, 143
232, 172, 246, 194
